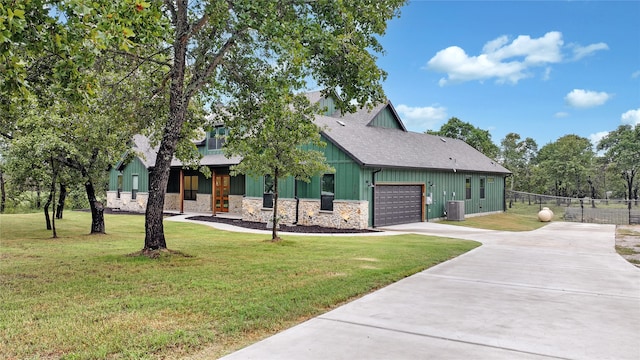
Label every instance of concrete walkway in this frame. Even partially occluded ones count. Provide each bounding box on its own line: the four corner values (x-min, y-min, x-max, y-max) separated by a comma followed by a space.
218, 221, 640, 360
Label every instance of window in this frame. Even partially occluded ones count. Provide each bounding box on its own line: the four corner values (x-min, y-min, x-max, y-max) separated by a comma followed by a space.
207, 126, 227, 150
132, 175, 139, 200
184, 175, 198, 201
321, 174, 335, 211
480, 177, 486, 199
465, 176, 471, 200
263, 175, 274, 208
117, 174, 123, 199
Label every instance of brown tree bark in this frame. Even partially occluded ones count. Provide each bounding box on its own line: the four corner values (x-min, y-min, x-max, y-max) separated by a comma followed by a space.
144, 1, 190, 251
56, 183, 67, 219
85, 180, 105, 234
0, 169, 5, 213
44, 191, 52, 230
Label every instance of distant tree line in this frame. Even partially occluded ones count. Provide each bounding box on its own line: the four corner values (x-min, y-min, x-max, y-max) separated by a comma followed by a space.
429, 118, 639, 204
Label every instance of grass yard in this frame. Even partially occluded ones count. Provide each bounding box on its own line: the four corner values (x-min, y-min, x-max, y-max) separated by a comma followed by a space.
0, 212, 479, 359
440, 202, 559, 231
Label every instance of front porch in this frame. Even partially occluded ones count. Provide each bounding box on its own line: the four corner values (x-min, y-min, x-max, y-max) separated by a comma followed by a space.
164, 167, 245, 216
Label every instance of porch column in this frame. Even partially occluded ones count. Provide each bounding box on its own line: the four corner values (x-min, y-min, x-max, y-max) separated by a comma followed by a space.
179, 169, 184, 214
211, 169, 216, 216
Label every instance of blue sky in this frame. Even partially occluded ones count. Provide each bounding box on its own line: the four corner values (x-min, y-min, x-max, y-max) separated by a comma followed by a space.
375, 0, 640, 148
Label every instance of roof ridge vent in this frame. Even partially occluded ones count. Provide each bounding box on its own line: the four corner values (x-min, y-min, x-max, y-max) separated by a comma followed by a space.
336, 120, 346, 126
440, 137, 447, 142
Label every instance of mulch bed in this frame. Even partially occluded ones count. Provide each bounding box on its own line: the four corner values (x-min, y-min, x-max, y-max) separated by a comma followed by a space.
188, 215, 379, 234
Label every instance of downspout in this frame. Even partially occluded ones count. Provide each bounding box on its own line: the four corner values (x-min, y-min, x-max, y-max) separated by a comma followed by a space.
371, 168, 382, 228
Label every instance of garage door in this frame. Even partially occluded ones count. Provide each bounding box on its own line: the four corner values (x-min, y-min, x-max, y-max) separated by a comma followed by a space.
374, 185, 423, 227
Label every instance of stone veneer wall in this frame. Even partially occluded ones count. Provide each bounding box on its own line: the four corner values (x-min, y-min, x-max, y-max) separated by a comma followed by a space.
164, 193, 180, 212
228, 195, 243, 214
242, 197, 369, 229
106, 191, 148, 212
183, 194, 212, 213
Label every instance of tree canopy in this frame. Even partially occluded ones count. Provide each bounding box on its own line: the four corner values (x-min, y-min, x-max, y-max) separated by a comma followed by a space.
223, 81, 333, 240
500, 132, 538, 192
131, 0, 406, 250
427, 117, 500, 159
597, 124, 640, 202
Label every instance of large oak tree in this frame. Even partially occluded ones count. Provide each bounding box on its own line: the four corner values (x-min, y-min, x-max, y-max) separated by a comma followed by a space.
140, 0, 406, 250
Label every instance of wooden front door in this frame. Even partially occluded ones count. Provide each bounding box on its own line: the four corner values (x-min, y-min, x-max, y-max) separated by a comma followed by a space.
214, 175, 230, 213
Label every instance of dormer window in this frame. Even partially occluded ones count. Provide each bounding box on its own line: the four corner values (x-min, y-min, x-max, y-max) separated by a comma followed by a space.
207, 126, 227, 150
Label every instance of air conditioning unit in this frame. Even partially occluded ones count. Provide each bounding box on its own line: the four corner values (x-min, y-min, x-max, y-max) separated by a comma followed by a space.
447, 201, 465, 221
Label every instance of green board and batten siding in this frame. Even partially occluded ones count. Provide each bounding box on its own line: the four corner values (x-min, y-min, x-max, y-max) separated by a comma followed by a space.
244, 135, 361, 200
361, 167, 505, 226
108, 157, 149, 193
243, 131, 507, 227
368, 107, 403, 129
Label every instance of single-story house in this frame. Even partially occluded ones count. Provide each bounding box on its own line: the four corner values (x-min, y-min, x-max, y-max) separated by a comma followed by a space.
107, 92, 511, 228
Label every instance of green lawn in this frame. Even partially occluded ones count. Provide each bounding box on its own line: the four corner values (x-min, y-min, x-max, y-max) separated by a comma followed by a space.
440, 202, 562, 231
0, 212, 479, 359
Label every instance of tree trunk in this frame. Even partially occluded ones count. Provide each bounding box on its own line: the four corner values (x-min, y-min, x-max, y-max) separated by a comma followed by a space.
271, 169, 280, 241
56, 183, 67, 219
144, 5, 190, 251
0, 169, 5, 213
36, 183, 41, 209
85, 180, 105, 234
44, 191, 52, 230
47, 156, 58, 238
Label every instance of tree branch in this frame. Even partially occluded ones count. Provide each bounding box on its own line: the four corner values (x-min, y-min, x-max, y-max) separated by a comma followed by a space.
106, 48, 172, 68
185, 29, 245, 99
164, 0, 177, 26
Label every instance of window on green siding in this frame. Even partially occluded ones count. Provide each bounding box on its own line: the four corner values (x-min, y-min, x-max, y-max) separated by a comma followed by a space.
480, 177, 486, 199
184, 175, 198, 201
465, 176, 471, 200
488, 177, 495, 183
207, 126, 227, 150
132, 175, 139, 200
321, 174, 335, 211
117, 174, 123, 199
263, 175, 274, 208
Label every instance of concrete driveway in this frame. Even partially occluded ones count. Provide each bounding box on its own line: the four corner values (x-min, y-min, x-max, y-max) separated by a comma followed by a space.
220, 222, 640, 360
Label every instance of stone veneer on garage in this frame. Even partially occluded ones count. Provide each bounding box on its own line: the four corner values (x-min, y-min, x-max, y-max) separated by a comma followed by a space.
242, 197, 369, 229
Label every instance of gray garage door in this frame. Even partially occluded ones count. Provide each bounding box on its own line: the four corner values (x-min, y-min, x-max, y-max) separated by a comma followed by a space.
374, 185, 423, 227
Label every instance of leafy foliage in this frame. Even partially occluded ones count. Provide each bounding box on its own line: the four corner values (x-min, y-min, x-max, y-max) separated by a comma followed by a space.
597, 124, 640, 201
223, 80, 334, 239
427, 117, 500, 159
533, 134, 594, 197
500, 132, 538, 192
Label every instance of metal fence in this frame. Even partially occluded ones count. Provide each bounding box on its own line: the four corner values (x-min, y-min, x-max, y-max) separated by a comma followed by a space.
507, 190, 640, 225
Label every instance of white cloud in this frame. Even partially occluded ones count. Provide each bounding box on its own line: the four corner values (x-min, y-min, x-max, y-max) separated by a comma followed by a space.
564, 89, 612, 108
396, 104, 447, 131
554, 112, 570, 118
632, 71, 640, 79
426, 31, 608, 86
543, 67, 552, 81
621, 108, 640, 125
570, 42, 609, 60
589, 131, 609, 147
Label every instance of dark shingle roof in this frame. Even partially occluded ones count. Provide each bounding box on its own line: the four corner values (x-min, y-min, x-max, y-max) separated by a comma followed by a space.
314, 110, 510, 174
131, 134, 158, 168
130, 95, 509, 175
131, 134, 241, 169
